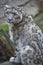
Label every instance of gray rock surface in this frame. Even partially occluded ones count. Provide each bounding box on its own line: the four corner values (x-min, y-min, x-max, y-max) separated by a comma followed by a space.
7, 0, 39, 16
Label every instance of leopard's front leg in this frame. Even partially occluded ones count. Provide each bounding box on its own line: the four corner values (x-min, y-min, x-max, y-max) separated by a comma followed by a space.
9, 48, 21, 63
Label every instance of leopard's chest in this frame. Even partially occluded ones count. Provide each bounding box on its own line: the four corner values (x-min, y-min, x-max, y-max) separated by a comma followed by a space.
13, 23, 31, 48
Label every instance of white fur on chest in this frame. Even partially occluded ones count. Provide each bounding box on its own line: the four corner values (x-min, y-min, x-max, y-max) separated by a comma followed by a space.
9, 24, 14, 42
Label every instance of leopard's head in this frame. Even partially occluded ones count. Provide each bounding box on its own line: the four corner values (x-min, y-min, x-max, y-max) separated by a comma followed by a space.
4, 5, 22, 24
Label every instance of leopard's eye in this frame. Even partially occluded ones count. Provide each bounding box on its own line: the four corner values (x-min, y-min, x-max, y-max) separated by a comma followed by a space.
7, 12, 9, 14
13, 13, 18, 16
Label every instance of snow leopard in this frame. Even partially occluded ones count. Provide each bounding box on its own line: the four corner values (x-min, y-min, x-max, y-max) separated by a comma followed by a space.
4, 5, 43, 65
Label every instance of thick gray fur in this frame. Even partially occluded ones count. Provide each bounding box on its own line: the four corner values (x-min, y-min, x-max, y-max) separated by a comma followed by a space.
4, 5, 43, 65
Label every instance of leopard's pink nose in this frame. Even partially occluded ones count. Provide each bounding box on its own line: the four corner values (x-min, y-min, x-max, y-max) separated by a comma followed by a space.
8, 19, 12, 23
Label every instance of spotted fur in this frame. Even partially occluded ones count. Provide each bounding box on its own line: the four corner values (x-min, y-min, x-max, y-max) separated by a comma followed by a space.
4, 5, 43, 65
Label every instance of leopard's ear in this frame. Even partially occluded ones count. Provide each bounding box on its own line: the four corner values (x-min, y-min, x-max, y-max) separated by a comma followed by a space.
4, 5, 11, 12
4, 5, 11, 9
28, 15, 34, 22
4, 5, 12, 17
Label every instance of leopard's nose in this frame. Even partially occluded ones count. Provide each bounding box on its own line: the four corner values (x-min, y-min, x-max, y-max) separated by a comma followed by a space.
8, 19, 12, 23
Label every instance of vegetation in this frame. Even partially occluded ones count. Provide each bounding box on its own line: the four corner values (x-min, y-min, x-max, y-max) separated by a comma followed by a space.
0, 25, 14, 63
0, 24, 9, 32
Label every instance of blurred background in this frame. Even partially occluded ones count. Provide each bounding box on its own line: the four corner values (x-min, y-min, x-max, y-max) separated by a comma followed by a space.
0, 0, 43, 64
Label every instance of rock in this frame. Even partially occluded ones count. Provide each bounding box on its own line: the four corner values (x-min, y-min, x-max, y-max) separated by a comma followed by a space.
0, 62, 14, 65
0, 61, 22, 65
